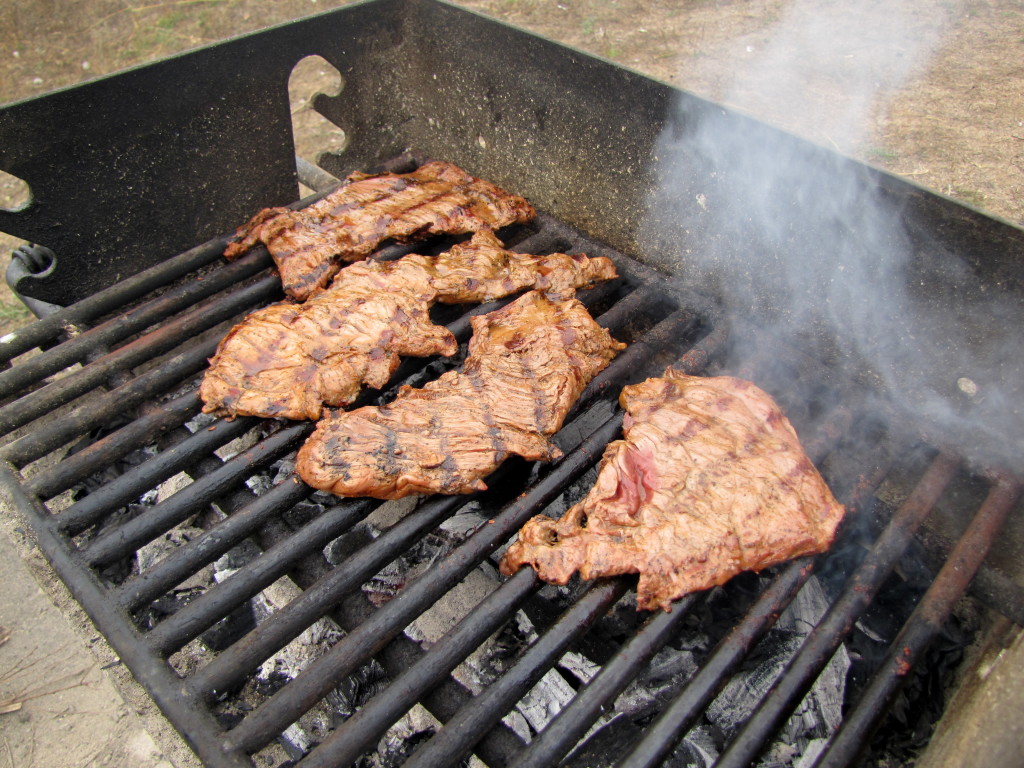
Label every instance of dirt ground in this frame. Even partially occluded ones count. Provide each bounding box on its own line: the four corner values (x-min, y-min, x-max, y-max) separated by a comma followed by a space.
0, 1, 1021, 766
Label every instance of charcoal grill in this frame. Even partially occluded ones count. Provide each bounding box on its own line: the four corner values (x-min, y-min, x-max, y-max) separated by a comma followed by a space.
2, 1, 1024, 766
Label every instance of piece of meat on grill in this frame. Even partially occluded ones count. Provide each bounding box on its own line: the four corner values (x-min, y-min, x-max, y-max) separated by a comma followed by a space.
296, 290, 626, 499
499, 371, 845, 612
224, 161, 535, 300
200, 230, 618, 420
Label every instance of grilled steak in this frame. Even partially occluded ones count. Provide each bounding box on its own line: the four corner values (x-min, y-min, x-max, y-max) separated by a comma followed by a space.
224, 161, 535, 300
499, 371, 845, 612
200, 230, 617, 420
296, 290, 626, 499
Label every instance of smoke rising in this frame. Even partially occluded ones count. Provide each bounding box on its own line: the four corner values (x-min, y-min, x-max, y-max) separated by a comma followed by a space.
642, 0, 1024, 468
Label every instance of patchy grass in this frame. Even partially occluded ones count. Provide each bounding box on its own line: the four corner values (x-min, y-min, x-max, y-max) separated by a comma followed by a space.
952, 186, 986, 208
864, 145, 901, 163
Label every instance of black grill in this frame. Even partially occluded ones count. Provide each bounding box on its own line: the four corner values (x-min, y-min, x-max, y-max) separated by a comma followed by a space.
0, 154, 1021, 767
3, 0, 1024, 765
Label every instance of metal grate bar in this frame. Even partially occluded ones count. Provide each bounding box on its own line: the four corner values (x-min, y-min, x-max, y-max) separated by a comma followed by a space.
813, 473, 1022, 768
403, 578, 632, 768
215, 316, 726, 755
1, 341, 220, 469
514, 592, 701, 768
25, 392, 203, 501
0, 248, 271, 397
114, 476, 313, 612
145, 282, 687, 664
507, 401, 855, 768
0, 461, 252, 768
714, 451, 962, 768
301, 567, 543, 768
621, 560, 816, 768
81, 422, 313, 567
144, 495, 381, 655
0, 275, 279, 437
161, 493, 463, 665
52, 416, 258, 535
0, 236, 237, 363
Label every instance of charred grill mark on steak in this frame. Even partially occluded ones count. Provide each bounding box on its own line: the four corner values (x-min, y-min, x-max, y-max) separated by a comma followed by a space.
224, 161, 536, 300
200, 230, 618, 421
466, 367, 507, 461
294, 291, 626, 499
499, 371, 846, 612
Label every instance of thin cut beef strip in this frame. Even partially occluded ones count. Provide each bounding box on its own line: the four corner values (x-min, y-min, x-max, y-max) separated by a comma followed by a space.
200, 230, 617, 420
499, 371, 846, 612
224, 161, 535, 300
296, 290, 626, 499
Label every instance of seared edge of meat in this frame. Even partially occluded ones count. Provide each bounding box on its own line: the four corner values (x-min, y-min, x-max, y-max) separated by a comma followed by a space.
499, 372, 846, 612
295, 290, 626, 499
223, 161, 536, 300
200, 230, 618, 420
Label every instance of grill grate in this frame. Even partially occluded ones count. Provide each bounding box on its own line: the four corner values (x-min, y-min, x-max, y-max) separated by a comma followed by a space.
0, 158, 1021, 768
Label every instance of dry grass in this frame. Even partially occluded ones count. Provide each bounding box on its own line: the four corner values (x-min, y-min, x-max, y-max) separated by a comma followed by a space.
0, 626, 92, 716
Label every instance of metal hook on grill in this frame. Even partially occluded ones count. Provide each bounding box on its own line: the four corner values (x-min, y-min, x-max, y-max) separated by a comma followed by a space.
6, 243, 62, 318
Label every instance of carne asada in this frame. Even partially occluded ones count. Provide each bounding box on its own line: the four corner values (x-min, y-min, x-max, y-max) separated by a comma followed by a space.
499, 371, 845, 612
295, 290, 626, 498
201, 230, 617, 420
224, 161, 535, 299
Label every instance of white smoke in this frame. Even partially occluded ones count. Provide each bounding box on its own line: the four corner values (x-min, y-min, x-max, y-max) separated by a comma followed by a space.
691, 0, 951, 154
641, 0, 1024, 467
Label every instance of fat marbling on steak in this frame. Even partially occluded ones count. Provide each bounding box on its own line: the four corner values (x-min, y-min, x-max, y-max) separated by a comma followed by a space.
200, 230, 618, 420
296, 290, 626, 499
500, 371, 845, 612
224, 161, 535, 300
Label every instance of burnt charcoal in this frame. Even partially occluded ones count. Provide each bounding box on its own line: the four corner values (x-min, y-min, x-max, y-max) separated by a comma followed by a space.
215, 709, 246, 731
566, 715, 721, 768
277, 496, 329, 530
200, 601, 257, 652
278, 734, 307, 762
564, 716, 644, 767
330, 659, 389, 718
355, 726, 454, 768
590, 590, 646, 644
863, 617, 971, 765
138, 586, 206, 631
438, 510, 488, 540
667, 725, 721, 768
184, 410, 218, 433
640, 645, 700, 689
272, 457, 297, 486
613, 645, 699, 724
323, 522, 377, 568
485, 613, 534, 666
58, 422, 140, 502
214, 540, 263, 574
703, 576, 848, 762
840, 543, 941, 700
253, 668, 292, 699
